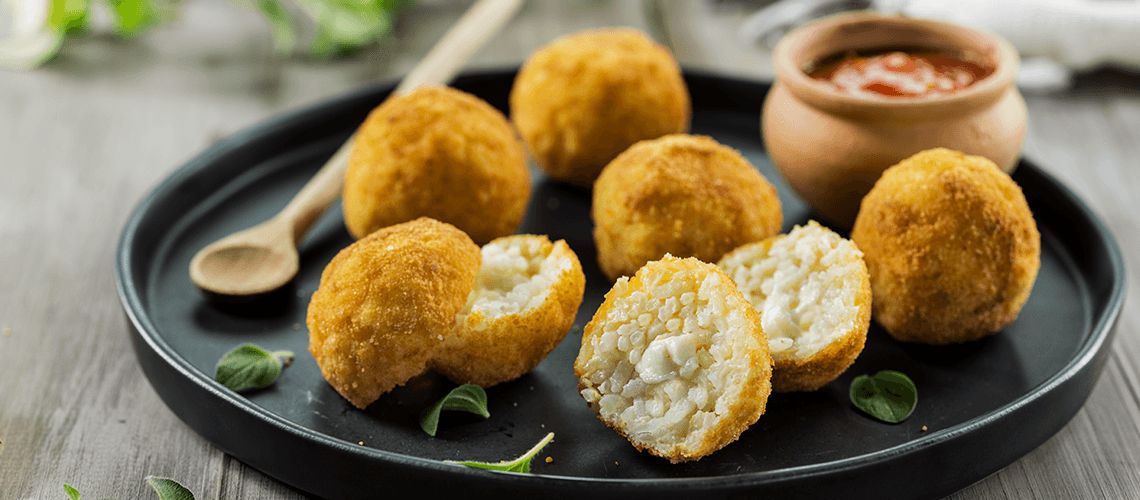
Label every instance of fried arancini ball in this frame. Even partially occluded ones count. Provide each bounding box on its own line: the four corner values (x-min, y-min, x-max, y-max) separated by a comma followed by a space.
718, 221, 871, 392
592, 134, 783, 282
510, 27, 691, 186
307, 217, 481, 409
575, 255, 772, 463
850, 148, 1040, 344
343, 86, 531, 244
431, 235, 586, 387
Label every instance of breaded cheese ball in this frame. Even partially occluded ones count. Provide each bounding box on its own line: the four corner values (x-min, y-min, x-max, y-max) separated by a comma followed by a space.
510, 27, 691, 185
307, 218, 481, 409
575, 255, 772, 463
343, 86, 531, 244
431, 235, 586, 388
592, 134, 783, 282
718, 221, 871, 392
851, 148, 1040, 344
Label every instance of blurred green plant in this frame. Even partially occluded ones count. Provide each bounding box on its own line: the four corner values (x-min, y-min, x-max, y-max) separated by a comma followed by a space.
293, 0, 411, 59
0, 0, 412, 70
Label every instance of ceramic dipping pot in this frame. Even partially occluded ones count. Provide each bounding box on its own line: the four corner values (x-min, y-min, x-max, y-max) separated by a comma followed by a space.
762, 11, 1026, 228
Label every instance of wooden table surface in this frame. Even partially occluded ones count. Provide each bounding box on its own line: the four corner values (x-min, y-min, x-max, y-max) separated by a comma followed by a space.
2, 1, 1138, 498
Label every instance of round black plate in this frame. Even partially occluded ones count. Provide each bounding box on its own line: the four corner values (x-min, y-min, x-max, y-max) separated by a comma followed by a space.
115, 69, 1125, 500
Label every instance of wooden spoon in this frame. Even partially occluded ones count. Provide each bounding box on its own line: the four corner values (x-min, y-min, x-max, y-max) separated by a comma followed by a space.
189, 0, 524, 297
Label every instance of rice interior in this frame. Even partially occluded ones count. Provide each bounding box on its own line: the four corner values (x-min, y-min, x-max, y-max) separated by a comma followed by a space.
720, 222, 863, 358
579, 266, 755, 451
458, 237, 570, 325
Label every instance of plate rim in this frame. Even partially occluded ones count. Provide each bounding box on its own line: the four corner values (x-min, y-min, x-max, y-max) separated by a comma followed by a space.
114, 68, 1127, 499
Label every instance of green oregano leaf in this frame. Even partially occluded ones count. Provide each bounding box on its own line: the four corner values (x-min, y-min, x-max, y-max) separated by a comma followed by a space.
63, 484, 81, 500
420, 384, 490, 436
850, 370, 918, 423
214, 344, 293, 392
448, 432, 554, 473
145, 477, 195, 500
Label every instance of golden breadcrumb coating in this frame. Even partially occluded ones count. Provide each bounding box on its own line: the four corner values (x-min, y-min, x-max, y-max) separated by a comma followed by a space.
431, 235, 586, 387
576, 255, 772, 463
718, 220, 871, 392
851, 148, 1040, 344
307, 218, 481, 409
510, 27, 691, 186
592, 134, 783, 282
343, 86, 531, 244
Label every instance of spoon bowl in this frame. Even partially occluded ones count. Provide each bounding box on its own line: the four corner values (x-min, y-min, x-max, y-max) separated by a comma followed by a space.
189, 217, 298, 296
187, 134, 351, 297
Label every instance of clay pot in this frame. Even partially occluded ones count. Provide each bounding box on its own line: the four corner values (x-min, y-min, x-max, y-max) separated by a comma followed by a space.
762, 11, 1026, 228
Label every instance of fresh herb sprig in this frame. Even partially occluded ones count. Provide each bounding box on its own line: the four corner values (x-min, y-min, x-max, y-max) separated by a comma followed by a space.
63, 476, 195, 499
145, 478, 195, 500
2, 0, 413, 70
448, 432, 555, 473
849, 370, 918, 423
214, 344, 293, 392
420, 384, 490, 436
63, 483, 81, 500
295, 0, 412, 59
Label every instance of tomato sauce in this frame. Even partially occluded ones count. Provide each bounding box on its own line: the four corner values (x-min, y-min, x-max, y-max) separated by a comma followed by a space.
808, 50, 994, 98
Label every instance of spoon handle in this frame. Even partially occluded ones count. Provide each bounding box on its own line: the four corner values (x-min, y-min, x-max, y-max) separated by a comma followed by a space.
278, 133, 355, 244
394, 0, 526, 96
277, 0, 525, 244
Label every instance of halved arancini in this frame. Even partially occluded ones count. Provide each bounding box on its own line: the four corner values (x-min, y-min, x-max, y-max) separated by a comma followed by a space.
306, 217, 481, 409
431, 235, 586, 388
575, 255, 772, 463
718, 220, 871, 392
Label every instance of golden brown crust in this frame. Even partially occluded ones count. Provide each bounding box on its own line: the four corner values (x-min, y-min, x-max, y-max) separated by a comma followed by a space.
306, 217, 481, 408
575, 256, 771, 463
343, 86, 531, 244
851, 148, 1041, 344
431, 236, 586, 387
592, 134, 783, 282
510, 27, 691, 186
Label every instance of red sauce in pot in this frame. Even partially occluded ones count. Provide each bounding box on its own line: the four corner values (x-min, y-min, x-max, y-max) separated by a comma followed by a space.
808, 50, 994, 98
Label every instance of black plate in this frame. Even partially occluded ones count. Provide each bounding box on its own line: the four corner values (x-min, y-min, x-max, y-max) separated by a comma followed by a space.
116, 69, 1125, 500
